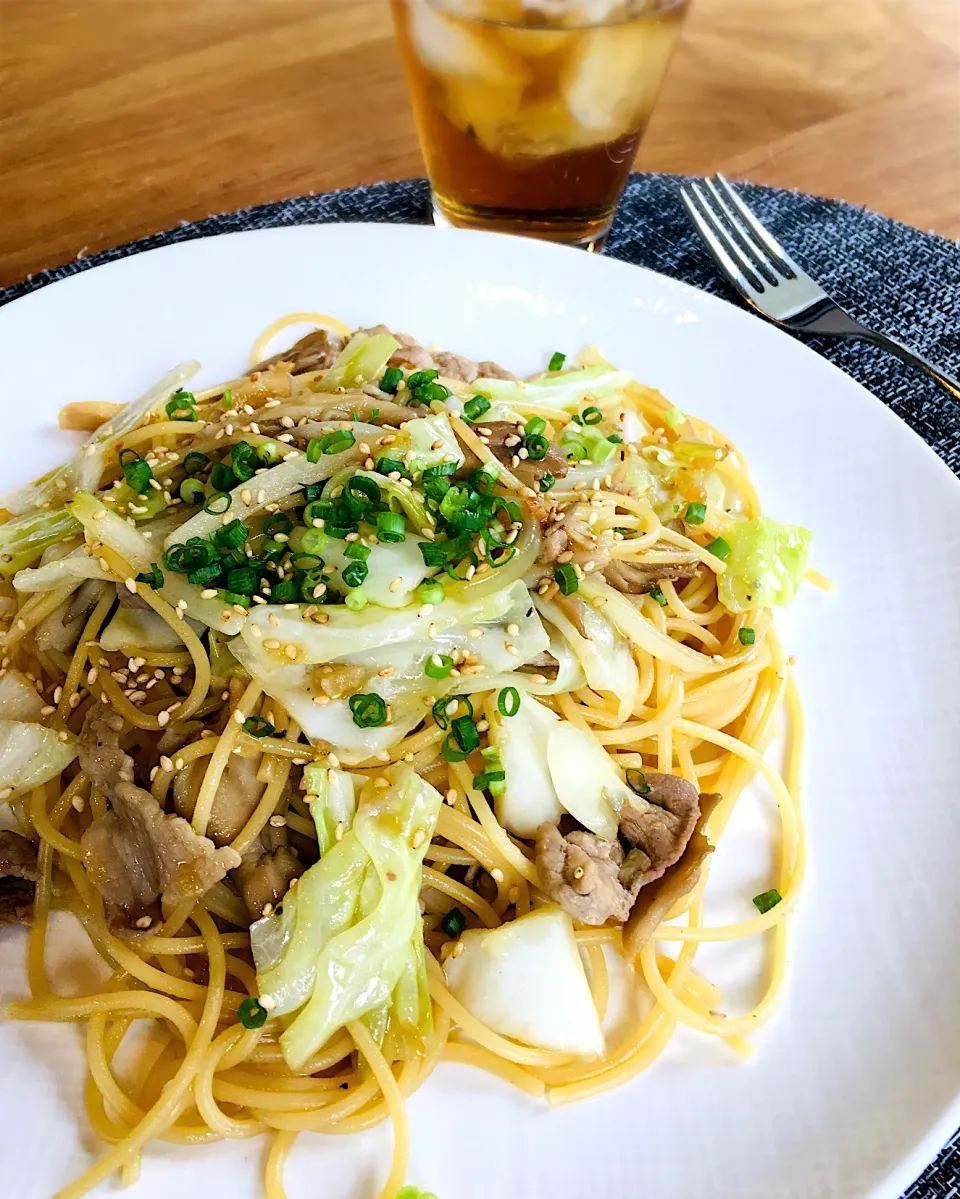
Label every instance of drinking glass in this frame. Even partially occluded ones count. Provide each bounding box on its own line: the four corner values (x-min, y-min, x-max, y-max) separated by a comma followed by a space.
391, 0, 691, 249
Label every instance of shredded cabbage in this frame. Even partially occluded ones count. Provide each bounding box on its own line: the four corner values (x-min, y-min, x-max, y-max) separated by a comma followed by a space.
252, 764, 442, 1070
303, 763, 357, 855
0, 670, 46, 722
69, 491, 246, 635
1, 364, 198, 516
401, 413, 464, 470
490, 693, 563, 838
315, 331, 400, 393
0, 508, 82, 577
473, 364, 631, 414
718, 517, 812, 612
13, 547, 113, 592
0, 720, 77, 795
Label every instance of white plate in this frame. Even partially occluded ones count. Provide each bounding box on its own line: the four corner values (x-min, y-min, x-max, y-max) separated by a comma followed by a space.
0, 223, 958, 1199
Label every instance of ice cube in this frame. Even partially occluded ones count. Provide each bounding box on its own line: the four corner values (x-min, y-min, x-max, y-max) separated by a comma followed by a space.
441, 74, 528, 154
408, 0, 528, 82
563, 18, 678, 139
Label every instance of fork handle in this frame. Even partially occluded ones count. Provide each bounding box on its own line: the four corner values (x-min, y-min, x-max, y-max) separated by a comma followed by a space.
826, 311, 960, 401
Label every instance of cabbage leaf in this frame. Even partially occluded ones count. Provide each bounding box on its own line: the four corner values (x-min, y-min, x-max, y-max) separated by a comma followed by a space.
718, 516, 812, 612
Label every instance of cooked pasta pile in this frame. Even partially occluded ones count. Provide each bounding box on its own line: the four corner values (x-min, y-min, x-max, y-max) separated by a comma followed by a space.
0, 314, 814, 1199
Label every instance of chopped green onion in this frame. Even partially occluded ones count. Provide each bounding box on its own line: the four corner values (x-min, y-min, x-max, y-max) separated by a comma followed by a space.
118, 448, 140, 467
539, 473, 556, 493
214, 519, 248, 549
123, 457, 153, 494
589, 437, 617, 465
221, 390, 235, 410
498, 687, 520, 718
451, 714, 479, 754
319, 429, 356, 456
524, 434, 549, 461
417, 579, 445, 605
218, 590, 250, 609
462, 395, 491, 423
257, 441, 280, 466
663, 405, 685, 428
432, 694, 472, 731
563, 439, 587, 462
441, 907, 467, 937
301, 529, 327, 555
424, 653, 454, 680
412, 380, 451, 406
291, 553, 322, 572
706, 536, 731, 560
210, 462, 237, 492
581, 406, 603, 425
738, 627, 756, 646
306, 439, 323, 464
349, 692, 387, 728
473, 769, 506, 792
625, 768, 651, 797
183, 451, 209, 475
237, 997, 268, 1029
179, 478, 205, 505
684, 502, 706, 525
441, 733, 471, 763
242, 715, 275, 738
406, 369, 438, 389
187, 563, 223, 586
230, 441, 258, 482
423, 462, 457, 481
607, 434, 623, 444
420, 534, 471, 569
263, 513, 292, 536
344, 587, 368, 612
135, 563, 163, 590
166, 388, 197, 420
380, 365, 403, 394
524, 417, 546, 437
226, 567, 258, 595
203, 492, 232, 515
649, 585, 667, 606
376, 456, 407, 478
342, 561, 368, 589
753, 889, 782, 915
346, 475, 381, 508
377, 510, 406, 543
270, 578, 298, 603
548, 351, 565, 372
344, 541, 371, 561
555, 563, 578, 596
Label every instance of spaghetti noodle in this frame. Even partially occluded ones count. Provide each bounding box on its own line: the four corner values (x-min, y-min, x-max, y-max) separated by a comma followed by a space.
0, 316, 812, 1199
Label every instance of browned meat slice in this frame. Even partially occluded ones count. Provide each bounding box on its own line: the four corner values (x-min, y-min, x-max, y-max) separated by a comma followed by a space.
434, 351, 480, 383
35, 580, 108, 654
233, 841, 304, 920
115, 582, 151, 611
78, 705, 240, 926
623, 792, 722, 959
618, 772, 701, 892
457, 421, 568, 490
536, 772, 706, 927
537, 525, 569, 567
252, 328, 346, 375
173, 752, 266, 846
476, 360, 516, 381
156, 720, 204, 758
536, 824, 631, 926
517, 649, 559, 679
385, 331, 435, 373
0, 830, 39, 927
603, 556, 698, 596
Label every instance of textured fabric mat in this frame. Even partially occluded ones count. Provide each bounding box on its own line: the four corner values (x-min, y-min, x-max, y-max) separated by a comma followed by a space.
2, 174, 959, 1196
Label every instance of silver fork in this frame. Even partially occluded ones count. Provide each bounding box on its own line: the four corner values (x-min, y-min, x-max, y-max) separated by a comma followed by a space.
680, 174, 960, 401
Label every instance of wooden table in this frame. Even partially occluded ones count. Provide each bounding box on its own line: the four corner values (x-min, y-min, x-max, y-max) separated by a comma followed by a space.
1, 0, 958, 290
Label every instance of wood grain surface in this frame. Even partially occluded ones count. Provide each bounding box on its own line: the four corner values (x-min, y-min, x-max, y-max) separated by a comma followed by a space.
0, 0, 958, 289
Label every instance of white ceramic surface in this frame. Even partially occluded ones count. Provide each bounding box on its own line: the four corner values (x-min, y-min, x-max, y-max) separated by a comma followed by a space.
0, 223, 957, 1199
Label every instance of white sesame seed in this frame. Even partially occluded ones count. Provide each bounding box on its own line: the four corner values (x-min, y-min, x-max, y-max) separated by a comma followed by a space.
157, 710, 170, 727
123, 577, 137, 593
201, 588, 218, 599
491, 868, 505, 883
160, 755, 174, 772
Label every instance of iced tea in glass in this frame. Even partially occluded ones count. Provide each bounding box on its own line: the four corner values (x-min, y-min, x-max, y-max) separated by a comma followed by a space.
391, 0, 690, 248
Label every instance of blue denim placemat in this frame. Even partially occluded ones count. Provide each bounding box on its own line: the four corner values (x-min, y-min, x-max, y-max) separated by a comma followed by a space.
2, 173, 959, 1196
